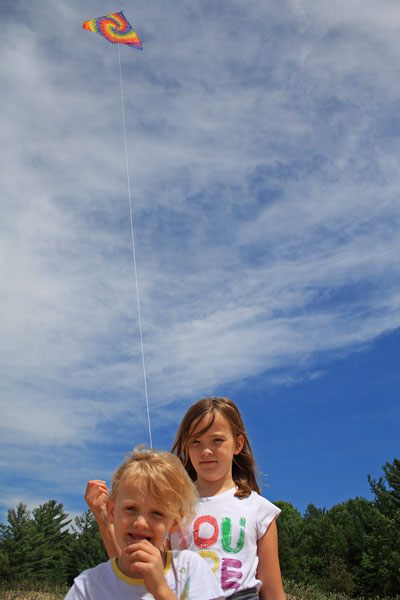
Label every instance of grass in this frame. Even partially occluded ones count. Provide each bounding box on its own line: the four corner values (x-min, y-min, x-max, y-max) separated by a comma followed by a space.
1, 581, 398, 600
0, 584, 67, 600
0, 594, 63, 600
283, 579, 398, 600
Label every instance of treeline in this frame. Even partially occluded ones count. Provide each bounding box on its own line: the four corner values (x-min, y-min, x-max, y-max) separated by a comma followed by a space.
276, 458, 400, 598
0, 459, 399, 598
0, 501, 107, 586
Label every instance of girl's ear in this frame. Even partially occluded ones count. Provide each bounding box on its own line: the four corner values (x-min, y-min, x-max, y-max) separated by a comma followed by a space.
234, 434, 244, 454
106, 498, 115, 523
169, 514, 182, 534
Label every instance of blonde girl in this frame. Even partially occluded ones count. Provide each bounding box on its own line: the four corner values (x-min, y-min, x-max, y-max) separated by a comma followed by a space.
71, 447, 223, 600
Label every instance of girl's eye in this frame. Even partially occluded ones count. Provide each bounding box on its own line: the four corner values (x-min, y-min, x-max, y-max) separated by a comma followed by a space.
190, 440, 200, 445
152, 511, 165, 518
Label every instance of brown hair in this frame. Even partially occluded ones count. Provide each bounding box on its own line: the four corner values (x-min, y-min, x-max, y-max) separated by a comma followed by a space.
109, 446, 198, 526
171, 397, 261, 498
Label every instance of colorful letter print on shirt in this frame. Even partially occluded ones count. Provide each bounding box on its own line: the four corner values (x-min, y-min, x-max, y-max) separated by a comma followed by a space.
83, 11, 143, 50
170, 488, 281, 594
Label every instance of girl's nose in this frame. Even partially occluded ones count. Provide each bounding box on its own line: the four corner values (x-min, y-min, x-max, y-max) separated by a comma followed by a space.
134, 514, 147, 528
200, 446, 212, 456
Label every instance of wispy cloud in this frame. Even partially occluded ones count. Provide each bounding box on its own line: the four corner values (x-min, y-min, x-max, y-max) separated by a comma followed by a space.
1, 0, 400, 518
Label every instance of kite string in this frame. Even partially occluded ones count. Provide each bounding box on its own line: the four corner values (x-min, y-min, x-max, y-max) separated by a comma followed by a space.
117, 42, 152, 448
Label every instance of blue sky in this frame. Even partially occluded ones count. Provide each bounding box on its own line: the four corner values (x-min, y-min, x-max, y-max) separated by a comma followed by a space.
1, 0, 399, 524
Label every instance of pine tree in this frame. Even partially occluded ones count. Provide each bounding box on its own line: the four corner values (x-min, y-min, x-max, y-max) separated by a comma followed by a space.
368, 457, 400, 518
28, 500, 73, 583
0, 503, 39, 581
65, 510, 108, 584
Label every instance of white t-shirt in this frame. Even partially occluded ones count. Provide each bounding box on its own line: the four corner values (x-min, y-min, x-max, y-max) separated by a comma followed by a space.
64, 549, 224, 600
170, 488, 280, 595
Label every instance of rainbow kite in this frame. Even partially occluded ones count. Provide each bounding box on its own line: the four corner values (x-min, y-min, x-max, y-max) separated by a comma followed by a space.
83, 11, 143, 50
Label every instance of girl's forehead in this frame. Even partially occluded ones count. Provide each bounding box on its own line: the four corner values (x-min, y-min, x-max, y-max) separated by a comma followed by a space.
120, 473, 145, 491
122, 472, 155, 494
121, 475, 163, 501
191, 412, 232, 435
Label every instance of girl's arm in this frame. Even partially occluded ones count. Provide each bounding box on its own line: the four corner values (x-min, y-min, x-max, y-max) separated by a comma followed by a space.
85, 480, 121, 558
256, 519, 286, 600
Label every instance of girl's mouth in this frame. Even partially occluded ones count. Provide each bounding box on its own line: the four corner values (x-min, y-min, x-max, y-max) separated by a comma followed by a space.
127, 533, 151, 542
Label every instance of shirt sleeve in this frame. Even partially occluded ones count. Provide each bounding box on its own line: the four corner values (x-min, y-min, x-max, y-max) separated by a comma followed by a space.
64, 584, 85, 600
256, 495, 281, 540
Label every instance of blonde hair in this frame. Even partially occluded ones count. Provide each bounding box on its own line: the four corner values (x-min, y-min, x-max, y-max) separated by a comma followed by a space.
109, 446, 198, 526
171, 396, 261, 499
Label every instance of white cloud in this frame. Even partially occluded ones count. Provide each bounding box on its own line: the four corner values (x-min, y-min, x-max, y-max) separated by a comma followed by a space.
1, 0, 400, 511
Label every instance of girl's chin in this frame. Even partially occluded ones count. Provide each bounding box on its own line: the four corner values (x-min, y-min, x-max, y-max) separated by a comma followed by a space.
116, 558, 142, 580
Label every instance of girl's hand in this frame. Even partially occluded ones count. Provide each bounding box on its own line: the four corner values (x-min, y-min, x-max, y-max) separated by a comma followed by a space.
85, 480, 109, 523
123, 541, 173, 599
84, 480, 120, 559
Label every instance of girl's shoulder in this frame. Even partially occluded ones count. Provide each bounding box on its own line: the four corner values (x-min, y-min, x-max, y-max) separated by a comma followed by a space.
229, 491, 282, 522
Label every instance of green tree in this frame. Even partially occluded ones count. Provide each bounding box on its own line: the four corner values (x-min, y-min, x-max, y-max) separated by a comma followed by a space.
368, 457, 400, 518
359, 505, 400, 596
0, 502, 39, 581
27, 500, 73, 583
0, 499, 73, 584
297, 504, 331, 583
327, 497, 379, 595
363, 457, 400, 595
274, 500, 303, 580
0, 547, 10, 580
298, 503, 355, 593
65, 510, 108, 583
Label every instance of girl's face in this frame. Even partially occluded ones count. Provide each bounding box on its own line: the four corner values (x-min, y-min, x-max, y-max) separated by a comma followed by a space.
107, 479, 178, 576
187, 412, 244, 486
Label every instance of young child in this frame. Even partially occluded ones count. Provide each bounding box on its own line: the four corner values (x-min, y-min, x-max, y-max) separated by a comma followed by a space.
170, 397, 285, 600
70, 447, 224, 600
86, 398, 285, 600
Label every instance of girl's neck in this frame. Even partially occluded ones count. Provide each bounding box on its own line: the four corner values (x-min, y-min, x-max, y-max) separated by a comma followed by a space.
195, 476, 236, 498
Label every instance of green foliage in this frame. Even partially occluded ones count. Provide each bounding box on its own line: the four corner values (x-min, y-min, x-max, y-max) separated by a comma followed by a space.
30, 500, 72, 584
275, 500, 303, 580
368, 458, 400, 518
363, 457, 400, 596
1, 503, 38, 581
0, 501, 72, 584
65, 510, 108, 584
359, 507, 400, 597
0, 549, 10, 579
276, 458, 400, 598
